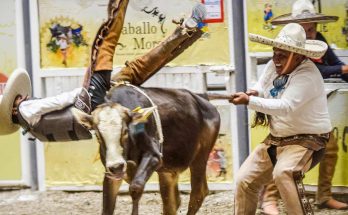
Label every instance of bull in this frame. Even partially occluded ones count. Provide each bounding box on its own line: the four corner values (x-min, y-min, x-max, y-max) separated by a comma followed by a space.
73, 84, 220, 215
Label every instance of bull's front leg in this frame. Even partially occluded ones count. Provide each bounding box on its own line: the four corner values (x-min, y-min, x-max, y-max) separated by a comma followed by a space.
129, 151, 161, 215
102, 175, 122, 215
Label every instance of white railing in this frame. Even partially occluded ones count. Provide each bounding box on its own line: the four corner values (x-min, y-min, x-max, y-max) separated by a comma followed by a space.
39, 65, 234, 97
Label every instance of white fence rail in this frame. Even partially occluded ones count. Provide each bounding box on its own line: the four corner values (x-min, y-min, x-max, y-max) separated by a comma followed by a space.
40, 66, 224, 97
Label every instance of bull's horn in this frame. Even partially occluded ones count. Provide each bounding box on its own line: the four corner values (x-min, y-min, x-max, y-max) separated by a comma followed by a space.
131, 106, 157, 123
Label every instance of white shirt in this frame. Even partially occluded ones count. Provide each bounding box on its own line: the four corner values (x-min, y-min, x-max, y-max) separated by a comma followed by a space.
19, 88, 82, 126
248, 59, 332, 137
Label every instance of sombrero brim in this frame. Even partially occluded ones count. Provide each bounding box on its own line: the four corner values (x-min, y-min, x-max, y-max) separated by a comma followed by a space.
0, 68, 31, 135
249, 33, 328, 59
271, 13, 339, 25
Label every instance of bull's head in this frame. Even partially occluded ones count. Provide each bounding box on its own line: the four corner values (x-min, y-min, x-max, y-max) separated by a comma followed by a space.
72, 103, 156, 180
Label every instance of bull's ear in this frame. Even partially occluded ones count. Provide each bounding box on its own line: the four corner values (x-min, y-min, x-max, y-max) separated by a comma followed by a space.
131, 106, 157, 124
71, 108, 94, 130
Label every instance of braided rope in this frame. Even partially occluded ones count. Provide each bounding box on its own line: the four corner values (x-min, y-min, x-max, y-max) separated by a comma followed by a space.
125, 83, 164, 152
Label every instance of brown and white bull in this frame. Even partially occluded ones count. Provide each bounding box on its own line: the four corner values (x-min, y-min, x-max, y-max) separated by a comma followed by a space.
74, 84, 220, 215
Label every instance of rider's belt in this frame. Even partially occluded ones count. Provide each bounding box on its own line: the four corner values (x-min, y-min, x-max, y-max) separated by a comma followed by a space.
263, 133, 330, 151
17, 106, 92, 142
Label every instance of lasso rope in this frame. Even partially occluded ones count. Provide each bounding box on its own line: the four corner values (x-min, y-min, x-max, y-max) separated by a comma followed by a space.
122, 82, 164, 153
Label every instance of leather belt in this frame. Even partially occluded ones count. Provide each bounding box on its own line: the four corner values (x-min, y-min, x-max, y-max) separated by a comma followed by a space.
269, 133, 330, 142
264, 133, 330, 151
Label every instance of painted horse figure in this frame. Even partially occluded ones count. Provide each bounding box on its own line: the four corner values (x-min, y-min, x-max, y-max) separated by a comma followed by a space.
74, 84, 220, 215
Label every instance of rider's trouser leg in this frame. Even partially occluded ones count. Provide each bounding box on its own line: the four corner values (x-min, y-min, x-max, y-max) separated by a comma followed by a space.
76, 0, 129, 113
316, 129, 339, 204
92, 0, 129, 72
112, 26, 204, 86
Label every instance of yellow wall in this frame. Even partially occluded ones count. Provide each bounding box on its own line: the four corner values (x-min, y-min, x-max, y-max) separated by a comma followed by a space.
0, 133, 21, 180
0, 0, 22, 181
45, 138, 104, 186
304, 90, 348, 186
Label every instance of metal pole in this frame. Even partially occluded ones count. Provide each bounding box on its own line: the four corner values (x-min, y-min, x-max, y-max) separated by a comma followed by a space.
21, 0, 39, 190
231, 0, 249, 166
22, 0, 33, 79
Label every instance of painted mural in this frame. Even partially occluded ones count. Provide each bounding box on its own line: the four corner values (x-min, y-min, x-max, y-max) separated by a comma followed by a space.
247, 0, 348, 51
38, 0, 229, 69
43, 18, 88, 67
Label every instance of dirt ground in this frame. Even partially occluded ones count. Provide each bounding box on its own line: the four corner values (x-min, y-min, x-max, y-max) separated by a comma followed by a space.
0, 189, 348, 215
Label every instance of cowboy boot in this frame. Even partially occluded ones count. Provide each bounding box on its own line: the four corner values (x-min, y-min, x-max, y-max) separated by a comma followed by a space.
75, 0, 129, 113
112, 3, 207, 86
316, 129, 348, 209
92, 0, 129, 72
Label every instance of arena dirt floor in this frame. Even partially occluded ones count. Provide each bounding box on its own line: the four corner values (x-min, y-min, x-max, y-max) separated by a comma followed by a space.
0, 189, 348, 215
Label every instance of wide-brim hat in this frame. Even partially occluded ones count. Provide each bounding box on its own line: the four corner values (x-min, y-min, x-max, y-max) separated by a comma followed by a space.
249, 23, 328, 59
271, 0, 338, 25
0, 69, 31, 135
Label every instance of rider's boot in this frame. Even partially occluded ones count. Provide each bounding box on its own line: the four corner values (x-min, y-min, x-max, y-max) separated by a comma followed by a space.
75, 0, 129, 113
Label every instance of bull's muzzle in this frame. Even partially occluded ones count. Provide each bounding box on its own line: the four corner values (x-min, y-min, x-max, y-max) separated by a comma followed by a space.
106, 161, 127, 180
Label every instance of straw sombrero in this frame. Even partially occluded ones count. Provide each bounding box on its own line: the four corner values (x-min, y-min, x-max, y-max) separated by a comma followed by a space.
249, 23, 328, 59
0, 68, 31, 135
271, 0, 338, 25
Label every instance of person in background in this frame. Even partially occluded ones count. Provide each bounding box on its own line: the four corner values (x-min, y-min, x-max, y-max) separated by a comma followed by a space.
259, 0, 348, 213
264, 3, 273, 23
272, 0, 348, 82
263, 3, 275, 30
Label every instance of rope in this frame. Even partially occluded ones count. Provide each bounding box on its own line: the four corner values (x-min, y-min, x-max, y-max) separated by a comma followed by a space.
124, 83, 164, 152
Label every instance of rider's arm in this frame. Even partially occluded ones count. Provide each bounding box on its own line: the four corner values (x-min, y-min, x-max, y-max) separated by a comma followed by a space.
248, 73, 320, 116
